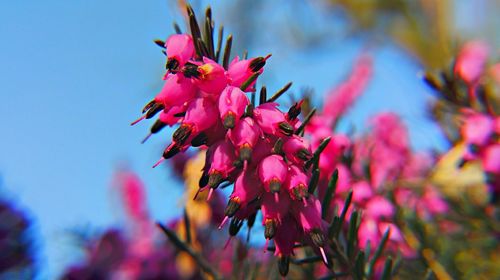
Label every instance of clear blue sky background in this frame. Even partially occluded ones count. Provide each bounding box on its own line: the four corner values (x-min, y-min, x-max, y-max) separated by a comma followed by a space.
2, 0, 486, 278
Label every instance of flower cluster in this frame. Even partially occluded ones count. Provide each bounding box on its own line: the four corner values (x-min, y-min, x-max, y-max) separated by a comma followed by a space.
425, 40, 500, 200
132, 6, 329, 272
306, 54, 448, 266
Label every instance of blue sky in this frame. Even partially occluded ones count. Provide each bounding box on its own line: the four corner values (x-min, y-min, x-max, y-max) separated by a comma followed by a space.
0, 0, 451, 278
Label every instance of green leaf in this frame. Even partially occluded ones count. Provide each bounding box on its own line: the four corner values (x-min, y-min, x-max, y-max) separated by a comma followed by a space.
307, 168, 320, 194
183, 208, 192, 244
240, 72, 260, 92
222, 35, 233, 69
321, 169, 338, 219
267, 82, 292, 103
380, 257, 393, 280
295, 108, 317, 136
367, 228, 391, 278
347, 210, 359, 258
354, 251, 366, 280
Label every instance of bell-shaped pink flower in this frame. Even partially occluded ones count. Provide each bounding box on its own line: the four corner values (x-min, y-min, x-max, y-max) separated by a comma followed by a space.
228, 117, 262, 161
165, 34, 195, 71
158, 104, 186, 126
206, 140, 237, 189
293, 196, 322, 232
364, 196, 395, 220
261, 191, 291, 226
258, 154, 288, 195
455, 41, 489, 84
285, 165, 309, 203
461, 112, 494, 146
218, 86, 249, 129
351, 180, 374, 204
483, 144, 500, 173
323, 54, 372, 122
253, 103, 294, 136
193, 57, 229, 95
183, 97, 218, 133
283, 135, 312, 164
227, 55, 270, 91
155, 73, 197, 108
274, 215, 299, 257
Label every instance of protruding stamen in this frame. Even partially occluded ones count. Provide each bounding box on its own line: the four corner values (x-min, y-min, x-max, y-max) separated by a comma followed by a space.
130, 115, 146, 126
141, 133, 153, 144
152, 157, 165, 168
263, 238, 269, 253
223, 237, 232, 250
206, 188, 214, 201
302, 197, 308, 206
319, 247, 328, 265
218, 216, 229, 229
274, 192, 279, 203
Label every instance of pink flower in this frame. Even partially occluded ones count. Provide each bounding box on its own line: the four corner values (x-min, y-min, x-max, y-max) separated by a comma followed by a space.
261, 191, 291, 225
155, 73, 197, 108
113, 169, 149, 221
218, 86, 250, 129
283, 135, 312, 164
293, 196, 323, 232
258, 154, 288, 196
417, 187, 448, 218
192, 57, 229, 95
165, 34, 195, 71
253, 103, 294, 136
482, 144, 500, 173
228, 117, 262, 161
351, 180, 373, 204
274, 215, 300, 257
455, 41, 489, 84
461, 112, 494, 146
158, 104, 186, 126
285, 165, 309, 203
227, 55, 270, 91
322, 54, 372, 121
182, 98, 218, 133
206, 140, 237, 189
364, 196, 395, 220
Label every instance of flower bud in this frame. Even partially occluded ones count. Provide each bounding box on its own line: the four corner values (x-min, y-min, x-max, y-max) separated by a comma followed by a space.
183, 98, 218, 133
155, 73, 197, 108
283, 135, 312, 164
258, 155, 288, 194
253, 103, 293, 136
192, 57, 229, 95
218, 86, 250, 129
165, 34, 195, 71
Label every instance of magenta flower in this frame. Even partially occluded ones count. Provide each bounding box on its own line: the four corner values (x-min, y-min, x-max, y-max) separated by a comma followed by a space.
191, 57, 229, 95
455, 40, 489, 84
483, 144, 500, 173
253, 103, 294, 136
283, 135, 312, 164
322, 54, 372, 122
165, 34, 195, 71
364, 196, 395, 220
228, 55, 270, 91
182, 97, 218, 134
206, 140, 237, 190
258, 154, 289, 198
285, 165, 309, 204
155, 73, 197, 108
218, 86, 250, 129
461, 112, 494, 146
274, 215, 300, 257
228, 117, 262, 161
